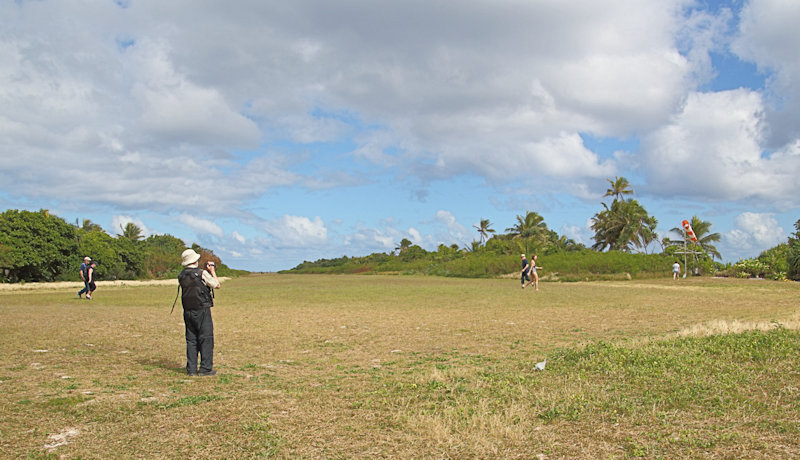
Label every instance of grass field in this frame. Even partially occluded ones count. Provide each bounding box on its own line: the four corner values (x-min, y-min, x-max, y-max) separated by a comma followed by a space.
1, 274, 799, 459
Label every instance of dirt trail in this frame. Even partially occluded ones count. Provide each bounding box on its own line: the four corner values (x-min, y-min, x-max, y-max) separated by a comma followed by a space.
0, 278, 229, 292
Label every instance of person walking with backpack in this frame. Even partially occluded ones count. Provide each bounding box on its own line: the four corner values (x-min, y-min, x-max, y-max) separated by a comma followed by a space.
178, 248, 221, 376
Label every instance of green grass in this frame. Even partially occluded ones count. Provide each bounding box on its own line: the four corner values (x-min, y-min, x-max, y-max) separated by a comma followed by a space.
1, 274, 798, 458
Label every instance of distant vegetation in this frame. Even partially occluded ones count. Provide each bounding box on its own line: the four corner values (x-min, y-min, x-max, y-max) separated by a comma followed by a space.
2, 177, 799, 283
0, 209, 245, 282
285, 245, 675, 280
286, 177, 800, 281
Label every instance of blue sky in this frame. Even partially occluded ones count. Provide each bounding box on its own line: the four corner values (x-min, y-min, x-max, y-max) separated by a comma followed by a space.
1, 0, 798, 272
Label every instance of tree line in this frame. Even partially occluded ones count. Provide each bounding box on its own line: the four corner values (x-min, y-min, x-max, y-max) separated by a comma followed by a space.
291, 176, 800, 280
0, 209, 238, 282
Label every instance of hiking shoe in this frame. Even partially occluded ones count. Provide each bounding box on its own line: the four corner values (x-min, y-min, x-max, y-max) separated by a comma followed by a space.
86, 295, 92, 300
77, 291, 82, 298
197, 370, 216, 377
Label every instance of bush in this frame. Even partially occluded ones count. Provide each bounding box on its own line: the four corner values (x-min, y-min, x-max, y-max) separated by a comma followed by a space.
727, 258, 785, 280
285, 249, 677, 279
0, 209, 78, 282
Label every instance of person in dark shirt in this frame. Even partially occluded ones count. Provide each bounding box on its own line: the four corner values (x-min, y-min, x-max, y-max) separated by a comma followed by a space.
178, 248, 221, 377
77, 256, 91, 298
520, 254, 530, 288
86, 262, 97, 299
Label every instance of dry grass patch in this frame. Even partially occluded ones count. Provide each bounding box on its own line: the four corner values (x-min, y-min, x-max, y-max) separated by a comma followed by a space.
1, 274, 798, 458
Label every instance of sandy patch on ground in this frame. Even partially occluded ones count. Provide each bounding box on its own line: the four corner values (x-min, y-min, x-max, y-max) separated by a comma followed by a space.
0, 278, 228, 291
44, 427, 80, 450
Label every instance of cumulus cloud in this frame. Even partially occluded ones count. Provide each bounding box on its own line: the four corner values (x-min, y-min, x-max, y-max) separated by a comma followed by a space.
1, 1, 798, 270
641, 90, 800, 204
178, 214, 224, 237
346, 227, 397, 250
231, 231, 246, 244
561, 223, 589, 246
408, 227, 423, 244
130, 39, 261, 148
264, 215, 328, 248
0, 0, 749, 208
435, 210, 468, 240
733, 0, 800, 146
732, 212, 786, 248
722, 212, 787, 261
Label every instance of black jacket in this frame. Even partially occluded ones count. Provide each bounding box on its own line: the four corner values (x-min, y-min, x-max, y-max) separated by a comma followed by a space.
178, 267, 214, 310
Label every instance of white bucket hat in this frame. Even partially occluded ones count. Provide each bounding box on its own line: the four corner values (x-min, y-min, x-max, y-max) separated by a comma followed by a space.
181, 249, 201, 266
84, 256, 91, 261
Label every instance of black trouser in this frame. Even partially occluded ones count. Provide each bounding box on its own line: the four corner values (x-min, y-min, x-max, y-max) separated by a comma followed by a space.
78, 281, 90, 296
183, 308, 214, 374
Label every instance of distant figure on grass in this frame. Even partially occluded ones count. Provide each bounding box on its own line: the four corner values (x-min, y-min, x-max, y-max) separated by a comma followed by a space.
520, 254, 531, 288
673, 261, 681, 280
86, 261, 97, 300
523, 254, 543, 291
178, 248, 221, 377
77, 256, 91, 298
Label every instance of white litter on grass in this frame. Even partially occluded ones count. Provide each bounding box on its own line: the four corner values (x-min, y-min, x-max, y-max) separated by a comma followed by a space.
534, 359, 547, 371
44, 427, 79, 450
33, 349, 49, 353
390, 349, 402, 354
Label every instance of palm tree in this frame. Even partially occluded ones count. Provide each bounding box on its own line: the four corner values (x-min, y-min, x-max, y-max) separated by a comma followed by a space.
506, 211, 549, 254
394, 238, 412, 255
121, 222, 143, 241
632, 214, 659, 254
473, 218, 495, 244
788, 219, 800, 280
603, 176, 634, 202
80, 219, 104, 232
668, 215, 721, 260
591, 199, 655, 252
551, 234, 583, 253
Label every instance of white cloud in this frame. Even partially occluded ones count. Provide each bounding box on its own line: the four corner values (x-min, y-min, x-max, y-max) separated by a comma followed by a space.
722, 212, 787, 261
178, 214, 224, 237
231, 231, 246, 244
733, 212, 786, 247
264, 215, 327, 248
733, 0, 800, 145
408, 227, 422, 244
1, 1, 798, 272
435, 210, 468, 239
642, 90, 800, 204
561, 223, 588, 246
130, 39, 261, 148
725, 228, 754, 254
0, 0, 726, 209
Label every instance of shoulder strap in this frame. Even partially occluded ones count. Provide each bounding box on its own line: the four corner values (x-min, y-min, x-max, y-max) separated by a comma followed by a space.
170, 283, 181, 314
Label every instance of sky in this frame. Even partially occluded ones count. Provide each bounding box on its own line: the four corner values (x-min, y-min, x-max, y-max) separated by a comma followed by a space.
1, 0, 798, 272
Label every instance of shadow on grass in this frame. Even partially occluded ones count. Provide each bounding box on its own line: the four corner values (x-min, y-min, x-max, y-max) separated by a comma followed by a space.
138, 357, 186, 375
